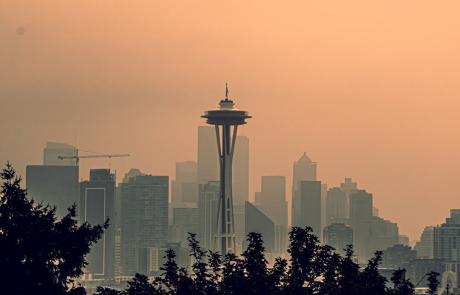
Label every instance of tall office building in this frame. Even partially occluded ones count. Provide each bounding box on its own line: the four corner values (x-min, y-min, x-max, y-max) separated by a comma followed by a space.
43, 142, 77, 166
323, 223, 353, 254
349, 190, 373, 229
340, 178, 358, 218
234, 203, 246, 255
414, 226, 435, 259
171, 161, 199, 203
120, 174, 169, 276
292, 152, 317, 228
434, 211, 460, 285
260, 176, 287, 227
171, 182, 199, 203
170, 207, 199, 245
348, 189, 373, 261
233, 135, 249, 205
292, 152, 317, 188
245, 201, 275, 254
80, 169, 115, 278
326, 187, 348, 226
321, 183, 327, 236
197, 181, 220, 251
176, 161, 198, 183
293, 181, 322, 236
259, 176, 287, 253
197, 126, 219, 184
26, 165, 78, 219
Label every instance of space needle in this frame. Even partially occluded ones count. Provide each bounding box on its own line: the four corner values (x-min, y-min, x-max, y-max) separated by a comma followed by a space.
202, 84, 251, 256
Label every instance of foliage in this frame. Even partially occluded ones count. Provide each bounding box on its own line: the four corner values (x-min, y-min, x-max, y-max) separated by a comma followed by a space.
1, 162, 437, 295
389, 269, 415, 295
0, 162, 108, 295
102, 226, 436, 295
426, 271, 440, 295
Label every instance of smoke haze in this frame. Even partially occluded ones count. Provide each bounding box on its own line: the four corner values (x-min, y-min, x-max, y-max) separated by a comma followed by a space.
2, 0, 460, 240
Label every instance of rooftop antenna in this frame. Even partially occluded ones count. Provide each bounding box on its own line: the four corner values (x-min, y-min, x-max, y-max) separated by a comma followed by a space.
226, 82, 229, 101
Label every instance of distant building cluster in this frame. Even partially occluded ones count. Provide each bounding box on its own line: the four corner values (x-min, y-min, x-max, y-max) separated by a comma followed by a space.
24, 136, 460, 292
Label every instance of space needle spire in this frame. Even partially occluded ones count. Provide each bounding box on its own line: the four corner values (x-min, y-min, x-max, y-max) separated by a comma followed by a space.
202, 85, 251, 256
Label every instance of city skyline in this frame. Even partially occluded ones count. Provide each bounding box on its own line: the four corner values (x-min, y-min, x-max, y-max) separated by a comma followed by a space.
3, 0, 460, 244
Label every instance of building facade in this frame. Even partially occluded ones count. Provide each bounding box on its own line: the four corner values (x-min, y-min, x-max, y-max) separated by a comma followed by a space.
292, 152, 317, 228
233, 135, 249, 205
120, 175, 169, 276
197, 126, 219, 184
197, 181, 220, 251
293, 181, 322, 236
80, 169, 115, 278
323, 223, 353, 254
26, 165, 78, 219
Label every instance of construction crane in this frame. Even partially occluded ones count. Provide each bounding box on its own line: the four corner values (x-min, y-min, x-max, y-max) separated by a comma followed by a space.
58, 152, 130, 165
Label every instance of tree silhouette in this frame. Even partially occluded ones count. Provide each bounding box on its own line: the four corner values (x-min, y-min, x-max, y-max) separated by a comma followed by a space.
390, 269, 414, 295
0, 162, 108, 295
426, 271, 440, 295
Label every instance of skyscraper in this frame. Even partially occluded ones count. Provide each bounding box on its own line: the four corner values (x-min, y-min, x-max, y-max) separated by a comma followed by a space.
201, 88, 251, 256
292, 152, 317, 188
26, 165, 78, 219
340, 177, 358, 218
197, 181, 220, 251
434, 211, 460, 285
292, 152, 317, 227
233, 135, 249, 205
80, 169, 115, 278
326, 187, 348, 226
323, 223, 353, 254
197, 126, 219, 184
348, 190, 373, 229
171, 161, 199, 203
176, 161, 198, 182
260, 176, 287, 227
43, 142, 77, 166
120, 174, 169, 276
169, 207, 199, 245
245, 201, 275, 254
321, 183, 327, 237
294, 181, 322, 235
414, 226, 435, 259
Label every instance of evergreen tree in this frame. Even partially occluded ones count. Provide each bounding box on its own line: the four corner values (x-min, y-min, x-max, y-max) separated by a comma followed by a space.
0, 162, 108, 295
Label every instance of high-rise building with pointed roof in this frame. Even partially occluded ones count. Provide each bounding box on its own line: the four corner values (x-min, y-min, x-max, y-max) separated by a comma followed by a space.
292, 152, 317, 190
292, 152, 317, 227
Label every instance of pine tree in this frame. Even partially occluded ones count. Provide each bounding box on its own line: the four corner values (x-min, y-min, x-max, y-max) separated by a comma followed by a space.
0, 162, 108, 295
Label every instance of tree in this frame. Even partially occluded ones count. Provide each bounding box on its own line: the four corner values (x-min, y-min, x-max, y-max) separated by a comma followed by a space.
426, 271, 440, 295
390, 269, 414, 295
126, 273, 158, 295
337, 245, 362, 295
242, 232, 273, 294
0, 162, 108, 295
95, 286, 124, 295
359, 251, 388, 295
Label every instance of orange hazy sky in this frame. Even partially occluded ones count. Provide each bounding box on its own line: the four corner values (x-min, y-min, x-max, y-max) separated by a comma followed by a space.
2, 1, 460, 241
